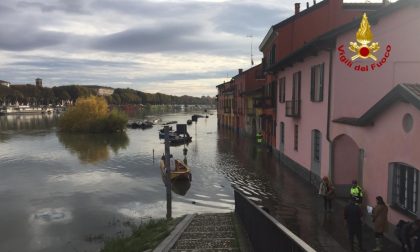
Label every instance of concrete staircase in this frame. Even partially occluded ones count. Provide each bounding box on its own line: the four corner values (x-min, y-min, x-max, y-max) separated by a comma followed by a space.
170, 213, 240, 252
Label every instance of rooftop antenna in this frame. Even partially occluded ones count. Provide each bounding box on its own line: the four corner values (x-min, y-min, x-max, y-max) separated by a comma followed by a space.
246, 35, 254, 66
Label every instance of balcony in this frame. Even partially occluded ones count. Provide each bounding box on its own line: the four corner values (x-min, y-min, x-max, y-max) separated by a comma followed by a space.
285, 100, 300, 117
254, 97, 274, 109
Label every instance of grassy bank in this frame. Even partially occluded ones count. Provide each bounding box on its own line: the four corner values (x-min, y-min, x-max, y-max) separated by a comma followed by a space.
101, 216, 183, 252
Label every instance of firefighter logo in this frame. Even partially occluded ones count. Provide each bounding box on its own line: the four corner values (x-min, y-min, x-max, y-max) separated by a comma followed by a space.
349, 13, 380, 61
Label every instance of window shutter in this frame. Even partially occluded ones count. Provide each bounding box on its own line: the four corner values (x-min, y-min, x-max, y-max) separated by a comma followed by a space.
319, 63, 324, 102
310, 67, 315, 102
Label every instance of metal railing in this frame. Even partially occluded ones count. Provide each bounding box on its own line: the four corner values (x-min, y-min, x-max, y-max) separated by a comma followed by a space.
254, 97, 274, 108
234, 187, 316, 252
286, 100, 301, 117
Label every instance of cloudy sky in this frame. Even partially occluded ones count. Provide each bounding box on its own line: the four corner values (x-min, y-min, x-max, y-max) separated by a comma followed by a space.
0, 0, 299, 96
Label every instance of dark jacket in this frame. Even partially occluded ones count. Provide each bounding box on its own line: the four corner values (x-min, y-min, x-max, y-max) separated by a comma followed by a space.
344, 202, 363, 228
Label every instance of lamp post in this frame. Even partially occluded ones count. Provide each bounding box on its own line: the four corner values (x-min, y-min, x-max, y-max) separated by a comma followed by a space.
164, 126, 172, 219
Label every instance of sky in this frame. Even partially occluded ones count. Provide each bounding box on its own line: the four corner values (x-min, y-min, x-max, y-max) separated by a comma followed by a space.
0, 0, 298, 97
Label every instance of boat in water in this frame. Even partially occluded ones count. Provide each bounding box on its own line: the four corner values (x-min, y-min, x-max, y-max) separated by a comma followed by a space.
160, 155, 192, 181
127, 120, 154, 129
169, 133, 192, 146
0, 105, 53, 115
171, 179, 191, 196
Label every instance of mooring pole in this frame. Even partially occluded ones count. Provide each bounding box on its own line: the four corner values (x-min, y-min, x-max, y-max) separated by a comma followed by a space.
164, 126, 172, 219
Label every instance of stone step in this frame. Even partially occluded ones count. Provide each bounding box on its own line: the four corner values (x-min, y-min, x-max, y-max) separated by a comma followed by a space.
172, 238, 238, 250
184, 225, 234, 233
179, 231, 235, 240
189, 219, 233, 226
170, 249, 240, 252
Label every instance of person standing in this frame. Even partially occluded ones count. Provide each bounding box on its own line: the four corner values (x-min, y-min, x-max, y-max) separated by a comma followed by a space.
319, 176, 334, 212
345, 197, 364, 251
350, 180, 364, 204
371, 196, 388, 251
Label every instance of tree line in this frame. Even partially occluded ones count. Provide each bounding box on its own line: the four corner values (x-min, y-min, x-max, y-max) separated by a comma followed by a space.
0, 84, 215, 106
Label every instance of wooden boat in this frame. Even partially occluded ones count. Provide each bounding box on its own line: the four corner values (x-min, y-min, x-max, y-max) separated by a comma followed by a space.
171, 180, 191, 196
160, 156, 192, 181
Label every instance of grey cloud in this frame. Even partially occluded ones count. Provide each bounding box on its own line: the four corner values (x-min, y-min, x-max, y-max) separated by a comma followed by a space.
90, 0, 210, 19
17, 0, 90, 14
11, 57, 138, 69
0, 25, 67, 51
213, 3, 289, 37
91, 22, 216, 53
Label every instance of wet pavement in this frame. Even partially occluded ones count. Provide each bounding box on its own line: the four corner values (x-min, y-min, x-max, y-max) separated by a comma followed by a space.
216, 128, 401, 252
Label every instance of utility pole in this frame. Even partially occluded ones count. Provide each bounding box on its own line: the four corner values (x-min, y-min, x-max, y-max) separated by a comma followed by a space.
164, 126, 172, 219
246, 35, 254, 66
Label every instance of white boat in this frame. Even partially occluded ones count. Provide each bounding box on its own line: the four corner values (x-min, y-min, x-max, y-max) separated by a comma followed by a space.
0, 106, 53, 115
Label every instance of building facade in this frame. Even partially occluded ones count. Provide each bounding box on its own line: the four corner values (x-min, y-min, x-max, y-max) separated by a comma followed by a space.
217, 0, 420, 224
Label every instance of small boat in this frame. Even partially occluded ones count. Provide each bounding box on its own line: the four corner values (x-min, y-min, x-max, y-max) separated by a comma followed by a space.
169, 132, 192, 146
163, 121, 178, 125
139, 121, 153, 129
160, 155, 192, 181
128, 121, 154, 129
158, 127, 174, 139
171, 180, 191, 196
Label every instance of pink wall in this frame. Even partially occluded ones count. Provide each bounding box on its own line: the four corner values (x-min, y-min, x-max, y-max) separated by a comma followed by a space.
275, 51, 331, 178
332, 7, 420, 223
332, 7, 420, 118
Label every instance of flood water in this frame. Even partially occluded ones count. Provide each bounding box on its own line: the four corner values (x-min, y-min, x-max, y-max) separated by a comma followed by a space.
0, 111, 331, 252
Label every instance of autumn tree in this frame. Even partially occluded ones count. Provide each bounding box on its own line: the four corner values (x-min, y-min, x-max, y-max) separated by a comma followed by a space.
58, 96, 127, 133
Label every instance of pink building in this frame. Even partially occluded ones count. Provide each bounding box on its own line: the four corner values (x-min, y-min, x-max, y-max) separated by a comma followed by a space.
264, 0, 420, 225
331, 0, 420, 224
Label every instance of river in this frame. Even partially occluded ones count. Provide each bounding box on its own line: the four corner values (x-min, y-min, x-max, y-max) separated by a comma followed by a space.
0, 111, 334, 252
0, 111, 269, 252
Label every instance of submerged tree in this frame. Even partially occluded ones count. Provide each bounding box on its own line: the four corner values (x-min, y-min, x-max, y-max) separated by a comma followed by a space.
58, 96, 128, 133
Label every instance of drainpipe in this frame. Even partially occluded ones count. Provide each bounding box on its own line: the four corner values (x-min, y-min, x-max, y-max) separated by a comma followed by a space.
327, 48, 333, 182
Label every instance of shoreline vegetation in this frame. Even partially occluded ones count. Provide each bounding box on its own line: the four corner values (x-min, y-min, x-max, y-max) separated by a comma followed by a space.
58, 96, 128, 133
0, 84, 215, 106
101, 216, 183, 252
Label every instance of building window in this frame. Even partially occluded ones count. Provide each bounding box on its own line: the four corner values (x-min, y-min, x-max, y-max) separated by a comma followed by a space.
278, 77, 285, 103
311, 63, 324, 102
293, 71, 301, 101
294, 124, 298, 151
280, 122, 284, 144
312, 130, 321, 162
270, 44, 276, 66
391, 163, 418, 215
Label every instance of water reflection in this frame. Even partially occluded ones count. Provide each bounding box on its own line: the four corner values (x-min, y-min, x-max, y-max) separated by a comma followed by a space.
0, 114, 57, 131
57, 132, 129, 163
31, 208, 72, 224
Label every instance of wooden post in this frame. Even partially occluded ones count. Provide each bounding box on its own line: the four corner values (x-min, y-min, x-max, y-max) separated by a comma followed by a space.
164, 126, 172, 219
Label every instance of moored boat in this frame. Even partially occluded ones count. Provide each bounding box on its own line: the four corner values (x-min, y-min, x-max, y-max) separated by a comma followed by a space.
0, 105, 51, 115
160, 155, 192, 181
169, 134, 192, 146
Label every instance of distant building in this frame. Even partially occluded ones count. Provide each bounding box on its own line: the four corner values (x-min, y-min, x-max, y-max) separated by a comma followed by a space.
83, 85, 114, 96
0, 80, 10, 87
35, 78, 42, 88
